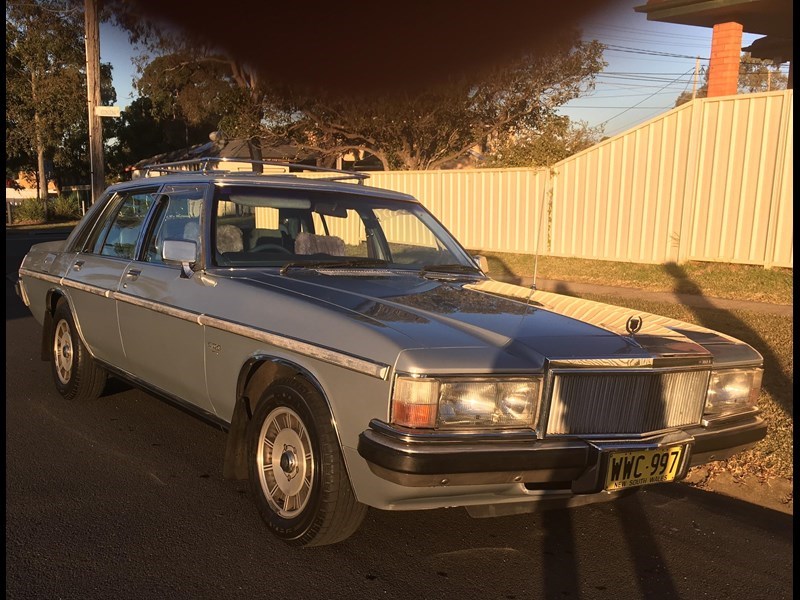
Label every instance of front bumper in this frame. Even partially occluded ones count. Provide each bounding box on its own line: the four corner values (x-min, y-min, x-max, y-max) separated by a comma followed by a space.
357, 412, 767, 493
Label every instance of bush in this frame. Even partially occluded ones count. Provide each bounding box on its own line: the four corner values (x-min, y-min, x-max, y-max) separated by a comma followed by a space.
13, 198, 47, 224
50, 194, 82, 220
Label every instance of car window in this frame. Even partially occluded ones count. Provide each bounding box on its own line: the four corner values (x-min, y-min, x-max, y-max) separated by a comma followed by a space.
211, 185, 473, 269
95, 191, 158, 259
83, 188, 155, 259
142, 184, 207, 264
372, 208, 449, 265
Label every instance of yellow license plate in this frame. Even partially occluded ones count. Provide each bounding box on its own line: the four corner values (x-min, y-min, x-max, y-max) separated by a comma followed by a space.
605, 446, 685, 491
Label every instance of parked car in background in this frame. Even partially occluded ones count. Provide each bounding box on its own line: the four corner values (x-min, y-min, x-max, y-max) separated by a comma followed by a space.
16, 159, 767, 547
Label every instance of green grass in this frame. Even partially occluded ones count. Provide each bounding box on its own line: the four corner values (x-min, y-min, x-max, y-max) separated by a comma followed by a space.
477, 252, 793, 305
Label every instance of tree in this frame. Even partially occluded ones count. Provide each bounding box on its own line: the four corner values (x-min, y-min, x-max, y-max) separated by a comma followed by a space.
105, 5, 287, 170
105, 96, 221, 178
484, 117, 605, 168
110, 8, 605, 171
134, 49, 298, 171
285, 33, 606, 170
6, 0, 116, 203
674, 53, 787, 107
738, 54, 788, 93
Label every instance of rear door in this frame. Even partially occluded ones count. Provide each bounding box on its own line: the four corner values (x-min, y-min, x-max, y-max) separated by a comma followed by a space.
64, 187, 159, 368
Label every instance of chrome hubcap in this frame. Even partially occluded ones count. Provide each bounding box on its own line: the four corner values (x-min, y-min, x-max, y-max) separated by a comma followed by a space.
54, 319, 74, 385
257, 406, 314, 518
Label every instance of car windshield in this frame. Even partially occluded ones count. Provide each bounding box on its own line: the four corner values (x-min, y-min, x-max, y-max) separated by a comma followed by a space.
211, 185, 477, 271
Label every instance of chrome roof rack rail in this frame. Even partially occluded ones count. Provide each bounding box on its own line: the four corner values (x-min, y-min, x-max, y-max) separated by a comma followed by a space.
139, 157, 370, 184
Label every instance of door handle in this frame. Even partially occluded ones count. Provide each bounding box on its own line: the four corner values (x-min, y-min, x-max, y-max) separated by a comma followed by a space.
73, 260, 85, 272
125, 269, 141, 281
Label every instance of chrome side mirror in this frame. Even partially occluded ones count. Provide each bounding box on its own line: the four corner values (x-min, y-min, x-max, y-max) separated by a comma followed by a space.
163, 239, 197, 278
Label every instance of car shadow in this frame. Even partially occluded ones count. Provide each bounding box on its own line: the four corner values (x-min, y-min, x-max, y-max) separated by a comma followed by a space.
324, 482, 792, 598
660, 262, 792, 419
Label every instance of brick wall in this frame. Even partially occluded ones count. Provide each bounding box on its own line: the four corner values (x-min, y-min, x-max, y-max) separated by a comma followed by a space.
707, 22, 743, 97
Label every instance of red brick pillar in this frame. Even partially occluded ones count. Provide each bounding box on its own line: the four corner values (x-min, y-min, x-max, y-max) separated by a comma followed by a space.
707, 22, 743, 97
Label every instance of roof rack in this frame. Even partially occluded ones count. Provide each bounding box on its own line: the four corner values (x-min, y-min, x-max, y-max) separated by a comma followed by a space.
138, 157, 370, 184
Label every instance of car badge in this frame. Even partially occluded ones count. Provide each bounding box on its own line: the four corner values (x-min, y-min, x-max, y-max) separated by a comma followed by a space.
626, 315, 643, 335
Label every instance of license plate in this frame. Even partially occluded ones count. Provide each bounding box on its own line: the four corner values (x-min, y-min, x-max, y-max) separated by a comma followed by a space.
605, 446, 685, 491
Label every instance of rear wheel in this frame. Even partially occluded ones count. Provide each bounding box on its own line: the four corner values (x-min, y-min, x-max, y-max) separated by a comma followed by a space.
247, 377, 367, 547
51, 299, 107, 401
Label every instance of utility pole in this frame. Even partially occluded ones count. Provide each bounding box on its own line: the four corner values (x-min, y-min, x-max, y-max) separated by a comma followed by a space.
691, 57, 700, 99
84, 0, 104, 204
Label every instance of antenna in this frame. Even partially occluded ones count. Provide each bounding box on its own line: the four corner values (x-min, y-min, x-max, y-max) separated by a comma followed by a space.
532, 166, 552, 291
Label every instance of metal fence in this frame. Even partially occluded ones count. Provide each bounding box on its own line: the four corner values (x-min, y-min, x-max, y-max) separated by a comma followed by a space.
363, 90, 793, 269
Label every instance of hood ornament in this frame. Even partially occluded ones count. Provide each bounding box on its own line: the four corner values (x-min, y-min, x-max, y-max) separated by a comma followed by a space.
626, 315, 643, 335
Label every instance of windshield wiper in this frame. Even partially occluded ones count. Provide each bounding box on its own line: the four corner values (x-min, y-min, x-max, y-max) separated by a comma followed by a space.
280, 258, 389, 275
419, 263, 482, 278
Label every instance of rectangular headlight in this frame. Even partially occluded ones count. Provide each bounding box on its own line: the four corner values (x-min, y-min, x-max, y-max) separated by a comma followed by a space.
705, 368, 763, 416
391, 376, 542, 430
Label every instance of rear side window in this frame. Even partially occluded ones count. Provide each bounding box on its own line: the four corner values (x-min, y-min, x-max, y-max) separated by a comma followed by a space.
88, 189, 159, 258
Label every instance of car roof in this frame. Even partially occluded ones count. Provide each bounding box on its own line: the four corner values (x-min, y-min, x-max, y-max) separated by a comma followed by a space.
109, 159, 419, 203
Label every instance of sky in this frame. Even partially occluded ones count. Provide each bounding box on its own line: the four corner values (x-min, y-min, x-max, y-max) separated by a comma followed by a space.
99, 1, 788, 139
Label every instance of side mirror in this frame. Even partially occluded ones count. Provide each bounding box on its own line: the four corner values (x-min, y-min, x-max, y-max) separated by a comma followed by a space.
473, 255, 489, 273
163, 239, 197, 278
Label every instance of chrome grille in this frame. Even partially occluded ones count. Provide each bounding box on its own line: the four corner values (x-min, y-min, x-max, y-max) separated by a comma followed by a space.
546, 370, 710, 436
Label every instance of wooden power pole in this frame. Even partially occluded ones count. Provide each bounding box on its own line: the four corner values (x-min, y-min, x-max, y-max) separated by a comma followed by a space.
84, 0, 104, 204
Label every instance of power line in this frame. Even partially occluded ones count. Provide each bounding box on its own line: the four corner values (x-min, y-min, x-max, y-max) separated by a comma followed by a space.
598, 67, 696, 127
603, 44, 709, 60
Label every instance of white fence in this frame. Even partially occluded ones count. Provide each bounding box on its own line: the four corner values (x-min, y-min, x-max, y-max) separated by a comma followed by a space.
361, 90, 793, 269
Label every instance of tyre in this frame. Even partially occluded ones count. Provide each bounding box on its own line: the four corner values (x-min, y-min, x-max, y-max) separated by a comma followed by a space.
247, 376, 367, 547
51, 298, 107, 401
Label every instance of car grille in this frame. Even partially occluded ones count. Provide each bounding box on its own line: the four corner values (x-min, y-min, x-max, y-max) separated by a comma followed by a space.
545, 369, 710, 436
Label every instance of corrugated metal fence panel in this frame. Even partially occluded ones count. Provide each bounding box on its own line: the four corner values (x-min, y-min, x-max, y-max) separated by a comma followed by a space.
365, 168, 548, 253
549, 102, 695, 264
768, 99, 792, 268
357, 90, 791, 268
687, 91, 792, 266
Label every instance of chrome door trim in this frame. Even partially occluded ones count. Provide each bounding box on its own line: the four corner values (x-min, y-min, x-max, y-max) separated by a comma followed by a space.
20, 267, 389, 381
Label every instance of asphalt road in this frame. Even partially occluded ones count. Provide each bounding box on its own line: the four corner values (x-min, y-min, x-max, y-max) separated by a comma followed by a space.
6, 230, 793, 600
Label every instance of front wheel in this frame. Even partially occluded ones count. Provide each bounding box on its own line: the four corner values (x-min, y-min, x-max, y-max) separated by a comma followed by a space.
51, 299, 107, 401
247, 377, 367, 547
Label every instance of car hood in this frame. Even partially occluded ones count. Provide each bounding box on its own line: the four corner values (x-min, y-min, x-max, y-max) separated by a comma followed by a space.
224, 271, 756, 373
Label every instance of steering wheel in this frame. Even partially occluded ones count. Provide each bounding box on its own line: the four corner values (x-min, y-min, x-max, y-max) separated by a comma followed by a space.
251, 243, 293, 255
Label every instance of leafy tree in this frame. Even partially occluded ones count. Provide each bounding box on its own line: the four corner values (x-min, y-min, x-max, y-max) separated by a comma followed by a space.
110, 8, 605, 171
674, 53, 787, 107
6, 0, 116, 204
105, 96, 221, 179
105, 5, 285, 170
738, 54, 788, 93
484, 117, 605, 168
285, 34, 606, 170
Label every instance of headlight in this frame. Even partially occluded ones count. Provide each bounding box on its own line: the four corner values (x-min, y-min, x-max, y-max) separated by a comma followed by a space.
390, 376, 542, 429
705, 368, 763, 415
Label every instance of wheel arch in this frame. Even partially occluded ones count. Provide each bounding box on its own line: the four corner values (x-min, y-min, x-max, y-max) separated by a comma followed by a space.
223, 354, 344, 481
41, 288, 70, 361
